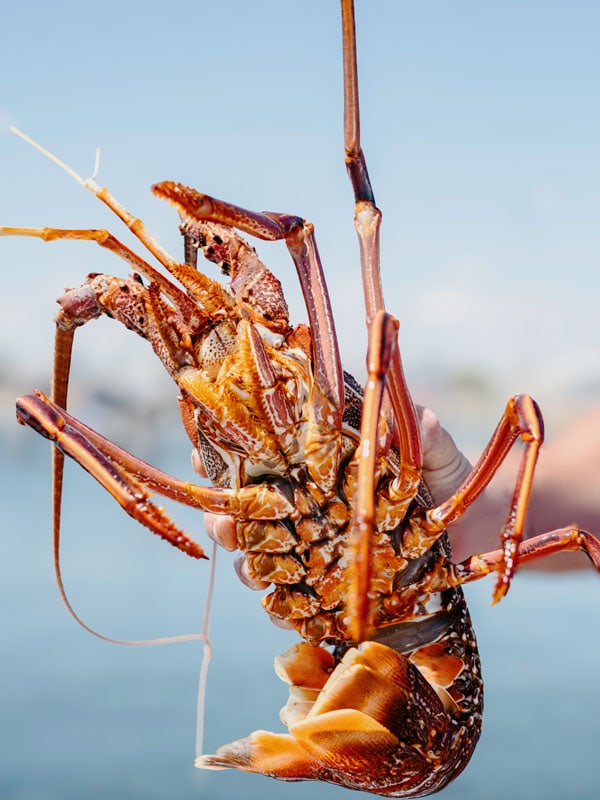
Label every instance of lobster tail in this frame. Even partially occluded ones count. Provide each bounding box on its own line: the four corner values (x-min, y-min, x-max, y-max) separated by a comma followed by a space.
197, 641, 476, 797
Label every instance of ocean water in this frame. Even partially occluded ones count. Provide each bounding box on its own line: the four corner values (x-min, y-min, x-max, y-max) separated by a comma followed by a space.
1, 435, 598, 800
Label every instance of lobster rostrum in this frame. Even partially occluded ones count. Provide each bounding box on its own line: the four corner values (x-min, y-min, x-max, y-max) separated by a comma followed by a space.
5, 1, 600, 796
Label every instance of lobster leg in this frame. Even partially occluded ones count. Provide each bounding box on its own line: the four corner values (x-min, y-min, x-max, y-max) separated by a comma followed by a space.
0, 225, 238, 326
339, 0, 423, 640
403, 395, 544, 602
452, 525, 600, 584
341, 0, 423, 497
348, 310, 399, 642
16, 392, 203, 558
16, 392, 295, 543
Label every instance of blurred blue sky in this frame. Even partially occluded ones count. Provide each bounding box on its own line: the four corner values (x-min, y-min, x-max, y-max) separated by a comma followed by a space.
1, 0, 599, 439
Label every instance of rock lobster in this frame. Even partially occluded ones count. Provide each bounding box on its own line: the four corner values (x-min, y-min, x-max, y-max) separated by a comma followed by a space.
5, 0, 600, 796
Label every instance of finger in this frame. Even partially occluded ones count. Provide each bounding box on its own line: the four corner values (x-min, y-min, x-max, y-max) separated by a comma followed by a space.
191, 448, 207, 477
204, 513, 238, 551
232, 553, 296, 622
416, 406, 472, 504
268, 613, 295, 630
234, 554, 271, 591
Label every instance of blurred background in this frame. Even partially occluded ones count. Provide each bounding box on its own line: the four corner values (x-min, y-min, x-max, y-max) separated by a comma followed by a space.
1, 1, 599, 798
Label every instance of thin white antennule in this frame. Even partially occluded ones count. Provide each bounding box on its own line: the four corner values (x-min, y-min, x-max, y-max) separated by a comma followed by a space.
10, 125, 88, 188
10, 125, 103, 195
9, 125, 182, 273
90, 147, 101, 182
195, 540, 218, 760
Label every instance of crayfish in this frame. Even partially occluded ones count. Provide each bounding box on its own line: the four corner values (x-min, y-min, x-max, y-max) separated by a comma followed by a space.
4, 0, 600, 796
